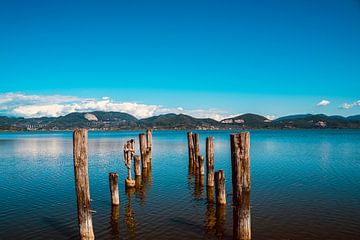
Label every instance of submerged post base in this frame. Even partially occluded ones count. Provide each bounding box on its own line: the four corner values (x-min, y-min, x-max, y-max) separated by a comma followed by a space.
125, 178, 135, 188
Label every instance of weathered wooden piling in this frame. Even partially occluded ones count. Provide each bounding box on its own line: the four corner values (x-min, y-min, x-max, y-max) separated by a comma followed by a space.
73, 129, 94, 240
146, 129, 152, 163
134, 155, 141, 176
206, 186, 215, 203
193, 133, 200, 168
124, 140, 135, 188
198, 155, 205, 176
233, 192, 251, 240
206, 137, 214, 187
215, 170, 226, 205
187, 132, 195, 169
139, 134, 148, 169
230, 132, 250, 204
109, 172, 120, 206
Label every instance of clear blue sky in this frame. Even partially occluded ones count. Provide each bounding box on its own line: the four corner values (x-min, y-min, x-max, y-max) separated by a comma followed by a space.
0, 0, 359, 118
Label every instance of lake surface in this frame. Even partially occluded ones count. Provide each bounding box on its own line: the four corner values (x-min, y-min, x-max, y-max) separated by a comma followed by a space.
0, 130, 360, 240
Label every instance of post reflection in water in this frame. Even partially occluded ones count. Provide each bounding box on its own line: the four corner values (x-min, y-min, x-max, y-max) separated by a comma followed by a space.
233, 192, 251, 240
204, 189, 216, 237
193, 174, 205, 199
125, 187, 137, 239
188, 163, 226, 239
110, 205, 120, 239
137, 166, 152, 204
215, 204, 226, 238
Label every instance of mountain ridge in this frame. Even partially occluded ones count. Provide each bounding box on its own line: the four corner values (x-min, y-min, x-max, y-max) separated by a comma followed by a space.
0, 112, 359, 131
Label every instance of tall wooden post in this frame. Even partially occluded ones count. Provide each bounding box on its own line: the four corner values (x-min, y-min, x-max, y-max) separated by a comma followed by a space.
187, 132, 195, 169
198, 155, 205, 176
233, 192, 251, 240
193, 133, 200, 169
73, 129, 95, 240
215, 170, 226, 205
206, 137, 214, 187
230, 132, 250, 204
139, 134, 147, 169
109, 172, 120, 206
134, 155, 141, 177
146, 129, 152, 163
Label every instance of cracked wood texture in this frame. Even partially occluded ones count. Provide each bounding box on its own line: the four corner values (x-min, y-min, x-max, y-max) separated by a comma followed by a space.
206, 137, 215, 187
73, 129, 94, 240
231, 132, 250, 204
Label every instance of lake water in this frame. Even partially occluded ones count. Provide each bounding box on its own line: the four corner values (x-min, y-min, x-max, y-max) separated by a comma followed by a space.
0, 130, 360, 240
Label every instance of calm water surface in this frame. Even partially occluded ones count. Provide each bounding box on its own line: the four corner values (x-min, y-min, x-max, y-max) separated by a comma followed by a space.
0, 130, 360, 239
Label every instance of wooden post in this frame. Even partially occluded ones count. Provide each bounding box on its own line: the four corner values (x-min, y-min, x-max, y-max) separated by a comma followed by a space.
193, 133, 200, 168
109, 172, 120, 206
139, 134, 147, 169
134, 155, 141, 176
73, 129, 94, 240
124, 140, 135, 188
230, 132, 250, 204
146, 129, 152, 163
207, 186, 214, 203
233, 192, 251, 240
206, 137, 214, 187
187, 132, 195, 169
215, 170, 226, 205
198, 155, 205, 176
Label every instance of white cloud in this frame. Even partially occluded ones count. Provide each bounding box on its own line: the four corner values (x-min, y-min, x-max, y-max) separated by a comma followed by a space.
317, 100, 330, 106
0, 92, 233, 120
339, 100, 360, 109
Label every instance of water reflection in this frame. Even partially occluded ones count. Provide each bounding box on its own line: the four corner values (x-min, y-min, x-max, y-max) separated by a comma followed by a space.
136, 167, 152, 204
125, 188, 137, 239
215, 204, 226, 238
204, 202, 216, 237
110, 205, 120, 239
233, 192, 251, 240
193, 174, 205, 200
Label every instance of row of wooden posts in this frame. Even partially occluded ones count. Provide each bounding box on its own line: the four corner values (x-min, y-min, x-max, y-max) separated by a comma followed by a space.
73, 129, 152, 240
187, 131, 251, 239
73, 129, 250, 240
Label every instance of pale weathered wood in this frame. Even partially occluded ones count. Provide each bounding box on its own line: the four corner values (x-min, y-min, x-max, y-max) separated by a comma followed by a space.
198, 155, 205, 175
231, 132, 250, 204
187, 132, 195, 169
109, 172, 120, 206
146, 129, 152, 163
73, 129, 94, 240
193, 133, 200, 168
134, 155, 141, 176
139, 133, 147, 169
215, 170, 226, 205
233, 192, 251, 240
124, 140, 135, 188
206, 137, 214, 187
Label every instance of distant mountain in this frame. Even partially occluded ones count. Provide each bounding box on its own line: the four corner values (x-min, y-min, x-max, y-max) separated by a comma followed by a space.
220, 113, 272, 128
273, 114, 359, 129
348, 115, 360, 121
275, 114, 313, 121
0, 111, 360, 131
140, 113, 220, 129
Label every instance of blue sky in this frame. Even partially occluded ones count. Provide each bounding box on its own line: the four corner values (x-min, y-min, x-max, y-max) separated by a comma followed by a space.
0, 0, 359, 119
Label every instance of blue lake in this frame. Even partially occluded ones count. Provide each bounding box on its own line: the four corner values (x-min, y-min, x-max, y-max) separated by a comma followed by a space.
0, 130, 360, 239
